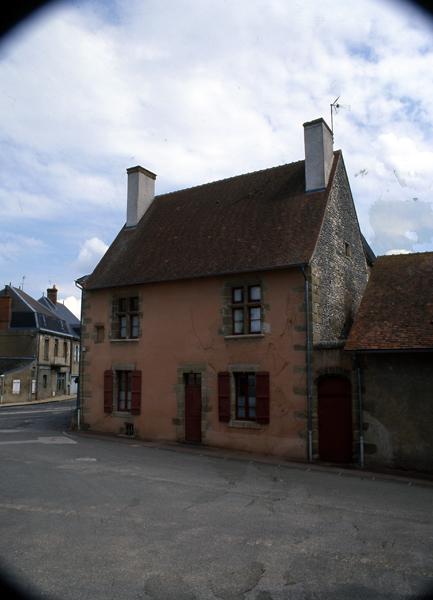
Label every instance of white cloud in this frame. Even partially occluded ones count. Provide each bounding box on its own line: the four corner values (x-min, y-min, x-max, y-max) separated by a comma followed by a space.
1, 0, 433, 294
61, 295, 81, 319
386, 249, 411, 255
0, 234, 45, 264
76, 237, 108, 273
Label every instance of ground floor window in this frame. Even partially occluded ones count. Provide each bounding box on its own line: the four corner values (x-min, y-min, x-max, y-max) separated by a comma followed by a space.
234, 372, 256, 420
218, 371, 270, 424
117, 370, 132, 412
104, 369, 141, 415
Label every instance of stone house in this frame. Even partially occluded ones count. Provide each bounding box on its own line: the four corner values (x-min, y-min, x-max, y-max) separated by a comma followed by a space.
346, 252, 433, 473
79, 117, 374, 463
0, 285, 80, 403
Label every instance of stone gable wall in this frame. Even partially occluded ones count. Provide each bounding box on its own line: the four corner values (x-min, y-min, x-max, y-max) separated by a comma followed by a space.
311, 157, 369, 344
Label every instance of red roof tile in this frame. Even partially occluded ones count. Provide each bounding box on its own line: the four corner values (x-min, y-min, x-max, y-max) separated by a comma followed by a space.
346, 252, 433, 351
85, 154, 340, 290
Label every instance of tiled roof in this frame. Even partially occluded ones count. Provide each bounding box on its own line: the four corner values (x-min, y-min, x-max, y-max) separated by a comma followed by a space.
0, 286, 73, 337
38, 296, 80, 338
85, 153, 341, 290
346, 252, 433, 351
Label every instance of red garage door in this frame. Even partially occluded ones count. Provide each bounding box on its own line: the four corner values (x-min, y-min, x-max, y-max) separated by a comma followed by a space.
318, 376, 352, 463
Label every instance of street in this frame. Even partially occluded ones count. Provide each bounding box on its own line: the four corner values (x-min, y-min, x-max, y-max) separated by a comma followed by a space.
0, 400, 432, 600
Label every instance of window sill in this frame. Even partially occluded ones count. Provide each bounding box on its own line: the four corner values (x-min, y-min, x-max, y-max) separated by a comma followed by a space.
110, 338, 140, 343
112, 411, 133, 418
224, 334, 264, 340
228, 419, 263, 430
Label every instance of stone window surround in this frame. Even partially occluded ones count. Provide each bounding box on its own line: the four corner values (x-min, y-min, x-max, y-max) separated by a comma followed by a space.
226, 364, 264, 430
221, 276, 270, 338
110, 362, 136, 417
110, 293, 142, 341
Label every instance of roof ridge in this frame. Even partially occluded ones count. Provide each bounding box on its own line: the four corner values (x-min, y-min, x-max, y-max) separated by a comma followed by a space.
155, 159, 305, 200
378, 251, 433, 259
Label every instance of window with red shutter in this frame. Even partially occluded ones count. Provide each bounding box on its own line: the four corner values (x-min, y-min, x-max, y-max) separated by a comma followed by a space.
218, 372, 231, 422
255, 371, 270, 424
103, 370, 113, 414
131, 370, 142, 415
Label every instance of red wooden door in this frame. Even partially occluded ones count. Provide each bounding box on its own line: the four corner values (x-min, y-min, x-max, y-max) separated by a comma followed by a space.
318, 376, 352, 463
185, 373, 202, 443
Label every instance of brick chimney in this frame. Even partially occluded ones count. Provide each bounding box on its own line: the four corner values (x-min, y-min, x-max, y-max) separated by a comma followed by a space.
126, 166, 156, 227
0, 293, 12, 331
303, 118, 334, 192
47, 285, 58, 305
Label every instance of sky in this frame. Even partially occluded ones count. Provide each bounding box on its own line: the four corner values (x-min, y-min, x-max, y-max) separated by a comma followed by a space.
1, 0, 433, 317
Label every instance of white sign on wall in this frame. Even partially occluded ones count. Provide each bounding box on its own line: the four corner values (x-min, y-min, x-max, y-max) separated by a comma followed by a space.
32, 379, 36, 394
12, 380, 21, 394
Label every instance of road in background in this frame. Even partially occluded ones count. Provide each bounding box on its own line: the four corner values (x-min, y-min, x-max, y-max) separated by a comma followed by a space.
0, 400, 432, 600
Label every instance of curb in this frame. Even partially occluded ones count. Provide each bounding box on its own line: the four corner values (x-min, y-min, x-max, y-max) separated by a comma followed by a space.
72, 429, 433, 489
0, 396, 76, 409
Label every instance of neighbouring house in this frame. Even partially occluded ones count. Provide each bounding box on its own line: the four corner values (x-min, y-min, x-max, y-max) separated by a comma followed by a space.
0, 285, 80, 403
0, 358, 36, 405
345, 252, 433, 473
79, 117, 375, 463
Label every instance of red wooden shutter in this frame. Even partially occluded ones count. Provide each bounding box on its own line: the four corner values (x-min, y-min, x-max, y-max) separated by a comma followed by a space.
103, 370, 113, 414
131, 370, 142, 415
256, 372, 270, 424
218, 371, 231, 422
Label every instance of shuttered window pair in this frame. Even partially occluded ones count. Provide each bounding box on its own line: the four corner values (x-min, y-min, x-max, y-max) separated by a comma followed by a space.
103, 369, 141, 414
218, 371, 270, 424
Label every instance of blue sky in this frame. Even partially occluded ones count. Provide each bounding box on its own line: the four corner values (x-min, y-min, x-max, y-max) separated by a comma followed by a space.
1, 0, 433, 316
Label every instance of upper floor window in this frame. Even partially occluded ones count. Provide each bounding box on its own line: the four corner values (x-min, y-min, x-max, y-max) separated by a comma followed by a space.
113, 296, 139, 339
54, 339, 59, 357
231, 285, 262, 335
74, 345, 80, 363
44, 338, 49, 360
63, 341, 68, 359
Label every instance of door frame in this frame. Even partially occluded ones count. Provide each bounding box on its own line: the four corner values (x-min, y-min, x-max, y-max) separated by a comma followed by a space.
317, 374, 353, 463
184, 372, 202, 443
175, 365, 207, 444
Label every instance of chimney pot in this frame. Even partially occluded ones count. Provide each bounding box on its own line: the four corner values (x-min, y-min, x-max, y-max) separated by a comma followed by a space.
303, 118, 334, 192
126, 165, 156, 227
47, 285, 58, 305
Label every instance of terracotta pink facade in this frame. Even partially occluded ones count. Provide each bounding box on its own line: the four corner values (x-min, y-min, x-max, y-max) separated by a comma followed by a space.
81, 269, 309, 459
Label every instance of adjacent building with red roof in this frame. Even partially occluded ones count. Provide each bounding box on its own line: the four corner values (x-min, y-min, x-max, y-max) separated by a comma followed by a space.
346, 252, 433, 472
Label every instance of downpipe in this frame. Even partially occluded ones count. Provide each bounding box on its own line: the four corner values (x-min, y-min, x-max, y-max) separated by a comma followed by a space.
300, 266, 313, 463
74, 280, 84, 431
356, 354, 365, 468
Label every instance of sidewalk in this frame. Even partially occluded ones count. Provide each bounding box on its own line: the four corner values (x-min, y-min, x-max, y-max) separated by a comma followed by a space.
75, 428, 433, 489
0, 394, 76, 408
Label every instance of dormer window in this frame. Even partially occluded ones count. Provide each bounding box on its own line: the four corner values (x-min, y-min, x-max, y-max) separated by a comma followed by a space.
231, 285, 262, 335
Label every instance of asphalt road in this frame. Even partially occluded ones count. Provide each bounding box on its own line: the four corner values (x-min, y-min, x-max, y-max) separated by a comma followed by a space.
0, 400, 432, 600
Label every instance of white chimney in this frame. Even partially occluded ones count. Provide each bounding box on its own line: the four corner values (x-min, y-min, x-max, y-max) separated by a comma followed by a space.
126, 165, 157, 227
303, 118, 334, 192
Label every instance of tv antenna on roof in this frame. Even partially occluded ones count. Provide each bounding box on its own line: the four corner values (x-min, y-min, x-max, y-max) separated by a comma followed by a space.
21, 275, 26, 290
330, 96, 350, 136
